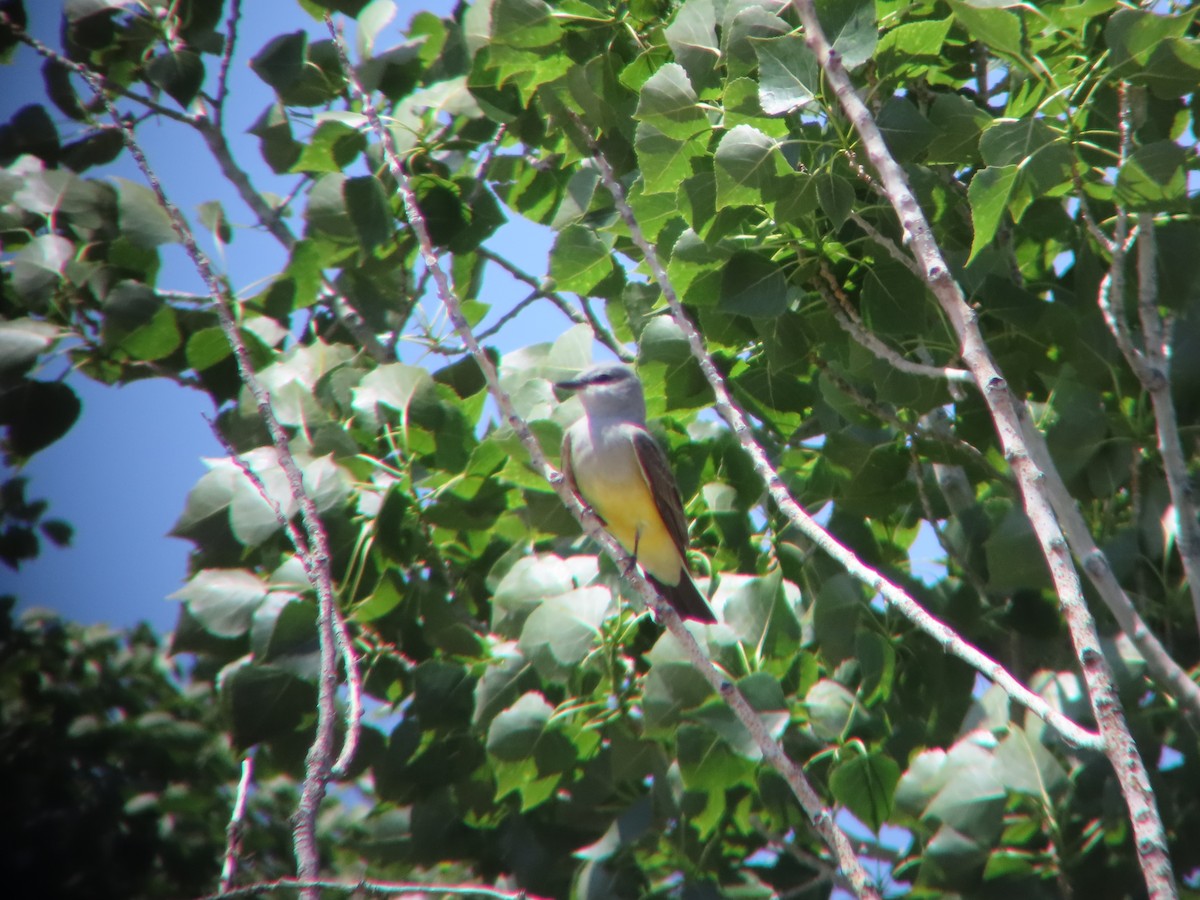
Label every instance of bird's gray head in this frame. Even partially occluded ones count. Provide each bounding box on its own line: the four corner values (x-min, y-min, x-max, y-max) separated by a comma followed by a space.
556, 363, 646, 423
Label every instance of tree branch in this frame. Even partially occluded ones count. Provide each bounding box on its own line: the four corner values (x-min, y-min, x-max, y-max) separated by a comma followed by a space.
575, 115, 1101, 754
788, 3, 1177, 895
198, 878, 551, 900
210, 0, 242, 131
1136, 216, 1200, 639
219, 752, 255, 893
477, 246, 634, 362
324, 16, 883, 899
0, 20, 352, 899
816, 262, 973, 383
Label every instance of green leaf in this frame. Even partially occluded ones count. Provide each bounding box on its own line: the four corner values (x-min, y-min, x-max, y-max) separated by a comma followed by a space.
664, 0, 719, 88
102, 279, 158, 330
549, 224, 614, 294
10, 234, 72, 304
855, 630, 896, 705
0, 320, 55, 379
0, 379, 81, 457
487, 691, 553, 761
984, 508, 1052, 591
145, 49, 205, 109
979, 118, 1059, 167
114, 177, 177, 248
815, 172, 854, 228
876, 97, 935, 163
877, 18, 953, 80
356, 0, 396, 58
250, 594, 320, 679
197, 199, 232, 244
994, 727, 1068, 798
805, 678, 857, 741
250, 31, 307, 93
926, 93, 990, 165
635, 122, 706, 196
633, 63, 707, 140
344, 175, 394, 250
119, 304, 181, 361
186, 326, 231, 372
491, 0, 561, 49
248, 101, 302, 174
518, 587, 611, 682
773, 171, 820, 224
861, 260, 930, 335
967, 165, 1018, 263
643, 660, 714, 733
290, 119, 366, 174
305, 172, 355, 241
815, 0, 877, 69
170, 569, 269, 639
221, 659, 315, 749
753, 33, 820, 115
1137, 37, 1200, 98
1115, 140, 1188, 211
713, 124, 786, 208
718, 251, 788, 318
948, 0, 1023, 57
1105, 7, 1194, 72
413, 659, 477, 729
352, 362, 434, 434
723, 5, 789, 80
677, 723, 751, 790
830, 751, 900, 832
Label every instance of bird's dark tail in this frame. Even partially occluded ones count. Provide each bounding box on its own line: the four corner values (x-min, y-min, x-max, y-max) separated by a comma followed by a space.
648, 574, 717, 623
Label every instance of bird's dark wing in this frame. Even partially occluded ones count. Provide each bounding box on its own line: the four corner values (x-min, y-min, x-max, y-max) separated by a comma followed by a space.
630, 427, 690, 560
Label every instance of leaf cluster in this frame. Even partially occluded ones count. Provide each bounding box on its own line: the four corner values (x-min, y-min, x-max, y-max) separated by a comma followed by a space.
2, 0, 1200, 896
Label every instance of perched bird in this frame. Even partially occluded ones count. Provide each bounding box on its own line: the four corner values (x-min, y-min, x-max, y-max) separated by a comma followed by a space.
557, 364, 717, 622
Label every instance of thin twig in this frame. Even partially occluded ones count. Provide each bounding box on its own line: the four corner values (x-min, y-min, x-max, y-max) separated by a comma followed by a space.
195, 105, 389, 362
1136, 215, 1200, 638
846, 211, 925, 280
211, 0, 242, 130
477, 246, 634, 361
219, 752, 255, 893
330, 608, 364, 777
0, 20, 348, 898
816, 263, 973, 383
325, 15, 881, 899
789, 3, 1177, 895
198, 878, 552, 900
205, 422, 365, 778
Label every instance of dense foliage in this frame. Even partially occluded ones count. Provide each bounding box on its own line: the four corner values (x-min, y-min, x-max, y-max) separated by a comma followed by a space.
2, 0, 1199, 897
0, 600, 303, 898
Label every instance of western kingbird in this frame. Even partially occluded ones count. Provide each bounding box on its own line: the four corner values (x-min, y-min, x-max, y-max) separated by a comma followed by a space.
557, 364, 717, 622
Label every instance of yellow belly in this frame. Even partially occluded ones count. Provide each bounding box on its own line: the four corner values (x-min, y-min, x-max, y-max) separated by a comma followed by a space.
572, 440, 683, 586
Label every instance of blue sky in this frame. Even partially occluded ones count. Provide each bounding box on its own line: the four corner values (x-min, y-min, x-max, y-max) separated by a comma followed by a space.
1, 0, 536, 631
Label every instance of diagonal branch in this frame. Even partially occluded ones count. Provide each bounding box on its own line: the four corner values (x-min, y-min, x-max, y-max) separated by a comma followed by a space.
219, 751, 255, 893
575, 116, 1101, 754
816, 262, 973, 383
789, 3, 1177, 896
0, 19, 353, 899
477, 246, 634, 362
1136, 217, 1200, 638
324, 15, 883, 900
